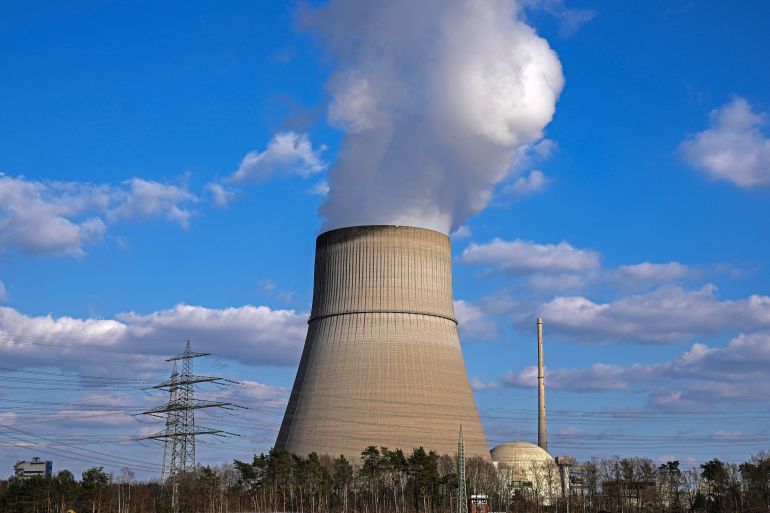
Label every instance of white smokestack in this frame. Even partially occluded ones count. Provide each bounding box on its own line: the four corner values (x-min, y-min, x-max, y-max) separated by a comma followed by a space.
537, 317, 547, 452
302, 0, 564, 234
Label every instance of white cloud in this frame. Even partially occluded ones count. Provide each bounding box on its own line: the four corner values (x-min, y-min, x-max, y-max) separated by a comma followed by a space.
451, 225, 472, 240
528, 272, 592, 292
677, 332, 770, 381
558, 426, 584, 437
309, 0, 564, 234
228, 131, 327, 183
614, 262, 690, 282
0, 175, 109, 257
260, 280, 277, 292
0, 303, 308, 378
454, 299, 499, 341
529, 138, 558, 160
646, 391, 714, 413
503, 170, 550, 198
460, 238, 695, 284
259, 280, 296, 303
205, 182, 238, 207
680, 97, 770, 187
460, 238, 601, 275
647, 380, 770, 413
494, 362, 649, 392
710, 430, 750, 441
0, 412, 17, 424
0, 280, 6, 301
607, 261, 693, 290
0, 175, 197, 257
537, 284, 770, 344
115, 236, 129, 250
459, 237, 699, 294
217, 380, 288, 410
459, 237, 622, 293
117, 304, 307, 367
308, 180, 330, 197
108, 178, 196, 228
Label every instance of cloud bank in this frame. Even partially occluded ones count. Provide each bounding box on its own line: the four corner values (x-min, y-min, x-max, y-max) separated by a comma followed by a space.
0, 303, 308, 378
456, 236, 765, 347
477, 331, 770, 412
305, 0, 564, 233
458, 236, 704, 295
537, 285, 770, 344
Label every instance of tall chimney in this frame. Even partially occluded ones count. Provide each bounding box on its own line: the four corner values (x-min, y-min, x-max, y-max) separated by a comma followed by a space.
275, 225, 489, 460
537, 317, 547, 452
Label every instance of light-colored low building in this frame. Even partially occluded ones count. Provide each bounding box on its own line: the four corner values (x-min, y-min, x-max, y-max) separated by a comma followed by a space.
14, 457, 52, 479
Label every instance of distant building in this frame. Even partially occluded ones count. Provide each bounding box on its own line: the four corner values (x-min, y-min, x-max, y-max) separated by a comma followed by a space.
14, 457, 52, 479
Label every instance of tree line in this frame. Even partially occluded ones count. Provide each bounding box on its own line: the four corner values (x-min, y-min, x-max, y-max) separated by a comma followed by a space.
1, 448, 768, 513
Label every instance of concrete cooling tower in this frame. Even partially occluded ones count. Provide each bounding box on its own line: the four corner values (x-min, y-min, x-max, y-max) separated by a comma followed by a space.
276, 225, 489, 460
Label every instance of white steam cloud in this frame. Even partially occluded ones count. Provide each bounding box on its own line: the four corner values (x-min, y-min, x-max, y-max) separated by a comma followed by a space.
305, 0, 564, 234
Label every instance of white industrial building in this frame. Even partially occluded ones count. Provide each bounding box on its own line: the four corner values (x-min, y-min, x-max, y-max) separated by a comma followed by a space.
14, 457, 52, 479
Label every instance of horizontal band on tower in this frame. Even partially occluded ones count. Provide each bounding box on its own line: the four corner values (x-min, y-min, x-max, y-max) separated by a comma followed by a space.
308, 309, 457, 324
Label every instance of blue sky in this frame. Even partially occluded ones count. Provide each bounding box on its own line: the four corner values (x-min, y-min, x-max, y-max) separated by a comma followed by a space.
1, 0, 770, 479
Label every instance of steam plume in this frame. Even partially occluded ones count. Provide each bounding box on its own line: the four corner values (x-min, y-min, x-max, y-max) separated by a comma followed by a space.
305, 0, 564, 234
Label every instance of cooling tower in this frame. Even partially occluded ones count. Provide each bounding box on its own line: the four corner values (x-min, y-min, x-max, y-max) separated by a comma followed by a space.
276, 225, 489, 460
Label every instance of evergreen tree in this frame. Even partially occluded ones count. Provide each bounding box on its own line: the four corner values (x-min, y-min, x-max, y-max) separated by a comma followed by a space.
80, 467, 110, 513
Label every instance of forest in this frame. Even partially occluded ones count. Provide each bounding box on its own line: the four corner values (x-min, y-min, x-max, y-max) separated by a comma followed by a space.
1, 447, 768, 513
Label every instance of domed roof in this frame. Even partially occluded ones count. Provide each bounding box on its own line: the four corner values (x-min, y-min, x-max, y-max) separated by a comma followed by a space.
490, 441, 553, 469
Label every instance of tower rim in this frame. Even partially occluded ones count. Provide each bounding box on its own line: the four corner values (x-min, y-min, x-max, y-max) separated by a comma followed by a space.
317, 224, 450, 241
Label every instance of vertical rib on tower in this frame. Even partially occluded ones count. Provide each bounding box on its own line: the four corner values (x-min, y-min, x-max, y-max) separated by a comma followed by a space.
537, 317, 547, 453
276, 225, 489, 460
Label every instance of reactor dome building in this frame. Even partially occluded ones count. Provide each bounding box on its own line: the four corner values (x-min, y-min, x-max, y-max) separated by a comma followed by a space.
491, 441, 555, 485
276, 225, 489, 460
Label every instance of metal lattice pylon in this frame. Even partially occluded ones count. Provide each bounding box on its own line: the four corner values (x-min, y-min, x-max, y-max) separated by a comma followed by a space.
176, 341, 197, 472
141, 341, 240, 480
160, 361, 181, 479
458, 425, 467, 513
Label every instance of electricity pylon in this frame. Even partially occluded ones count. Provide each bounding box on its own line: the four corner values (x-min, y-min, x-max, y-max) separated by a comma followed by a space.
141, 341, 239, 479
458, 425, 467, 513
